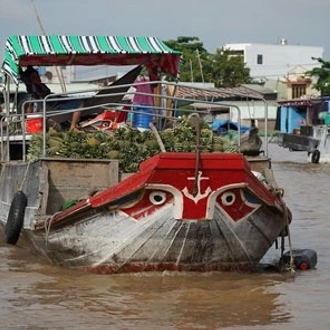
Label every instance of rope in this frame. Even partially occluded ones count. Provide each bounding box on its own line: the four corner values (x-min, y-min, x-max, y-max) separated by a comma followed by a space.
19, 161, 31, 192
275, 188, 295, 276
283, 204, 295, 275
44, 211, 61, 247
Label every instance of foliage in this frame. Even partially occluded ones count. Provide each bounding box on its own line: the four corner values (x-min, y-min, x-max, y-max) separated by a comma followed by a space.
165, 36, 210, 83
305, 57, 330, 96
209, 48, 252, 87
164, 36, 252, 87
27, 120, 238, 173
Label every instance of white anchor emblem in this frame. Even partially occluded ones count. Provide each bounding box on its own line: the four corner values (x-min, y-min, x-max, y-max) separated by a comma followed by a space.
182, 171, 212, 204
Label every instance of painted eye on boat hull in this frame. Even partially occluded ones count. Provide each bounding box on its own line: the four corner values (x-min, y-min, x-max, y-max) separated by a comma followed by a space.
221, 192, 235, 206
149, 191, 167, 205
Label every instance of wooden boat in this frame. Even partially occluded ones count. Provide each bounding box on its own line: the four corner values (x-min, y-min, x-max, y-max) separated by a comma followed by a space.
0, 35, 292, 274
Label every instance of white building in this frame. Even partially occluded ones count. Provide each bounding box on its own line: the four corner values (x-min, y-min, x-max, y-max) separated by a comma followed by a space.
223, 40, 323, 81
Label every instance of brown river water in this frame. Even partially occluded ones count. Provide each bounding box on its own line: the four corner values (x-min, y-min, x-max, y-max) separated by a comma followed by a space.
1, 143, 330, 330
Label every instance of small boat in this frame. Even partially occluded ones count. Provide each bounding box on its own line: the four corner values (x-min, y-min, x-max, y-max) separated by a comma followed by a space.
0, 35, 292, 274
276, 97, 330, 163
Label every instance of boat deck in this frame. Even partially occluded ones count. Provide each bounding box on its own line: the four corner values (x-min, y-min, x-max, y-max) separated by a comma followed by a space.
278, 132, 319, 152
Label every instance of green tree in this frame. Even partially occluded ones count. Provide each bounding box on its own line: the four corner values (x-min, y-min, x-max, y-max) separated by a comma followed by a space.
306, 57, 330, 96
210, 48, 251, 87
164, 37, 251, 87
165, 36, 209, 82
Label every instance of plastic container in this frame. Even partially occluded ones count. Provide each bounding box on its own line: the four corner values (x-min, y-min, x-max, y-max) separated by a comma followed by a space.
26, 113, 43, 134
282, 249, 318, 270
127, 112, 133, 123
133, 105, 153, 129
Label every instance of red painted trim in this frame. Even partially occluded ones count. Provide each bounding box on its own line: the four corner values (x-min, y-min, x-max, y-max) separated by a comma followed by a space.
49, 152, 279, 225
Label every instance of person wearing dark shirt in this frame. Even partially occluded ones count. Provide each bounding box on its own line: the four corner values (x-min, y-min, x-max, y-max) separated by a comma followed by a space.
19, 66, 83, 131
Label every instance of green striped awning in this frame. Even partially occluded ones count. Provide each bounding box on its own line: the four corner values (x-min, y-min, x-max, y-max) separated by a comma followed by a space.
1, 35, 181, 84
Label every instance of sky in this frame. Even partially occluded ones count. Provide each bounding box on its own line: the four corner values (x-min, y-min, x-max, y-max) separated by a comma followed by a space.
0, 0, 328, 79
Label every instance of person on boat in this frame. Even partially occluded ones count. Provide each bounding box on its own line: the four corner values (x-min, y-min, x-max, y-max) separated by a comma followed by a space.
250, 119, 258, 131
239, 118, 263, 156
19, 66, 83, 131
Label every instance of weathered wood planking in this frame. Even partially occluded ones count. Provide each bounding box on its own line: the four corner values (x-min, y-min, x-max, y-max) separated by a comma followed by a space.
42, 158, 119, 214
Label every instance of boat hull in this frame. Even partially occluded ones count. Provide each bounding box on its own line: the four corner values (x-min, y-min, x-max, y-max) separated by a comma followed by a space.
0, 153, 290, 274
24, 203, 285, 274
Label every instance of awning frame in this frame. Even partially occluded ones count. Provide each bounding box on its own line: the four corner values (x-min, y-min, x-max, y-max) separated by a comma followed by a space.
1, 35, 181, 84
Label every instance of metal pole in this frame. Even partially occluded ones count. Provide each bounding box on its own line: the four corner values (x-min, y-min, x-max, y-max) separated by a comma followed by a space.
263, 99, 268, 157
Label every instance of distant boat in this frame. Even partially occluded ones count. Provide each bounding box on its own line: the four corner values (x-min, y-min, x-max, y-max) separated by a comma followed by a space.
276, 98, 330, 163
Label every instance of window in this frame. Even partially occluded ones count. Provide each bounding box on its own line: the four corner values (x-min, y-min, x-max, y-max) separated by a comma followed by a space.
292, 84, 306, 99
257, 54, 263, 65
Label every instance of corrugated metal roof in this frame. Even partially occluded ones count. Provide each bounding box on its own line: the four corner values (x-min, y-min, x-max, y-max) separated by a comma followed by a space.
174, 84, 264, 101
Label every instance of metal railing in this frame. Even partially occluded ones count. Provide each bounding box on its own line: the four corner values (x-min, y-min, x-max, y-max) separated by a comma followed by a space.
0, 81, 251, 161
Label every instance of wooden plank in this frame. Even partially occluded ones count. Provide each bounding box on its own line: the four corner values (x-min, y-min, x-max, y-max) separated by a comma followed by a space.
38, 162, 49, 216
43, 158, 119, 214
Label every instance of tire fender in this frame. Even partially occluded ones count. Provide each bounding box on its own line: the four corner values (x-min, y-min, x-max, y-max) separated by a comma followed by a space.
5, 190, 27, 245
